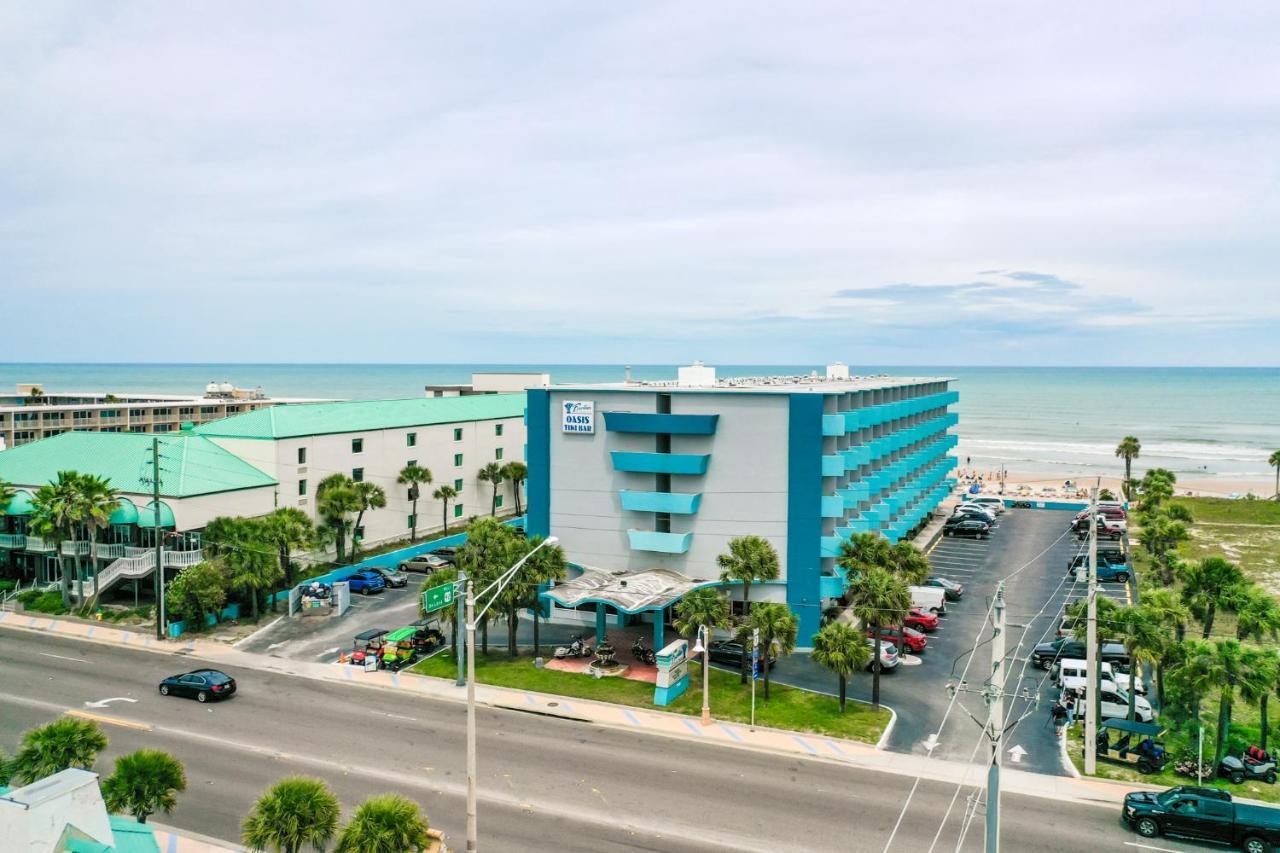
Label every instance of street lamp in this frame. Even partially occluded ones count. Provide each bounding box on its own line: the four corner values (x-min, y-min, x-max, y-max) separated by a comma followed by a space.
465, 535, 558, 853
691, 625, 712, 725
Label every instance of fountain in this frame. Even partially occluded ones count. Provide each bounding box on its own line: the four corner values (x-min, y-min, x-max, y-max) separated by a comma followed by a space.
588, 639, 627, 676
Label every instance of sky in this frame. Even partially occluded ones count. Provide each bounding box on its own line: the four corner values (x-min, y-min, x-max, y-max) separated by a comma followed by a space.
1, 2, 1278, 366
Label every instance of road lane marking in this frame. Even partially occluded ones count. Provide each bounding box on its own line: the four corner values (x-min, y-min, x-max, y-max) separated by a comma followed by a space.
1123, 843, 1185, 853
66, 709, 153, 731
40, 652, 89, 663
85, 697, 138, 709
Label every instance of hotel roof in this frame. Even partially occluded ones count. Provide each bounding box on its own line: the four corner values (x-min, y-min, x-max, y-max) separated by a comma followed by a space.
193, 393, 526, 439
549, 374, 952, 395
0, 432, 277, 497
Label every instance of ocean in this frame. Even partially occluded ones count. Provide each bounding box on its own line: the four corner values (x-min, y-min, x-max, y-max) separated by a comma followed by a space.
2, 364, 1277, 482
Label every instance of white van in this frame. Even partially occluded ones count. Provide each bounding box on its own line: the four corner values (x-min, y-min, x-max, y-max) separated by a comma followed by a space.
910, 585, 947, 615
1055, 658, 1146, 695
966, 495, 1006, 515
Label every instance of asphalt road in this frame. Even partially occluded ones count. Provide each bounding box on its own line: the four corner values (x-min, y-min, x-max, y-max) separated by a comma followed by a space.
0, 626, 1211, 853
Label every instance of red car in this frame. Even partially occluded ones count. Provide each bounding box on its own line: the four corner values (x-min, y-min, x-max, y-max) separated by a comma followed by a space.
904, 608, 939, 633
867, 626, 927, 653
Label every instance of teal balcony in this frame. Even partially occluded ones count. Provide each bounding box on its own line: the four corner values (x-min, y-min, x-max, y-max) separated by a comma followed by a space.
842, 446, 871, 468
821, 495, 845, 518
820, 536, 843, 558
822, 414, 846, 437
611, 452, 710, 475
627, 530, 693, 554
822, 455, 845, 477
838, 483, 870, 506
603, 412, 719, 435
619, 491, 703, 514
819, 570, 848, 598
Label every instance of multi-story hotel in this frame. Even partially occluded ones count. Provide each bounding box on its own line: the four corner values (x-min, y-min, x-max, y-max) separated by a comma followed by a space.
525, 363, 958, 644
0, 382, 325, 450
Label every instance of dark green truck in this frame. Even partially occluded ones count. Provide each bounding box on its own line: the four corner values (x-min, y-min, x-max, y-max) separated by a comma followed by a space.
1124, 786, 1280, 853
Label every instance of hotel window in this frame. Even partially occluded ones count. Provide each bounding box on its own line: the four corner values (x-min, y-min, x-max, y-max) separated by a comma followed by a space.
129, 409, 145, 418
179, 407, 194, 417
495, 448, 504, 460
352, 468, 364, 482
153, 424, 171, 433
298, 479, 307, 496
453, 428, 463, 441
495, 424, 504, 437
297, 447, 306, 464
352, 438, 363, 454
154, 408, 172, 416
454, 504, 464, 518
453, 453, 463, 467
496, 495, 504, 509
130, 426, 146, 433
201, 406, 217, 415
453, 478, 463, 491
406, 432, 417, 447
73, 411, 92, 420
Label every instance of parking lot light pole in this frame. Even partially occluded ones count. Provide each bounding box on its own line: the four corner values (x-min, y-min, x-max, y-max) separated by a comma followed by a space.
696, 625, 712, 725
465, 535, 559, 853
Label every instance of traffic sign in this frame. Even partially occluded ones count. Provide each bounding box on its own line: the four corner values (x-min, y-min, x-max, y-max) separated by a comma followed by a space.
422, 582, 455, 613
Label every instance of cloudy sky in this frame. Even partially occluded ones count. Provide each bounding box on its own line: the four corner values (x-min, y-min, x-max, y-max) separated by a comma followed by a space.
2, 2, 1278, 365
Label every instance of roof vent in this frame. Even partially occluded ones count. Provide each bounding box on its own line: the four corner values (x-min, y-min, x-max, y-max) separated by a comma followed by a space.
826, 362, 850, 381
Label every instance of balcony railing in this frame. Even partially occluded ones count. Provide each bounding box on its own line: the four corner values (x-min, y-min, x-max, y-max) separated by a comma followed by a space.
163, 549, 204, 568
93, 543, 125, 560
25, 536, 54, 553
610, 452, 710, 476
61, 541, 92, 557
0, 533, 27, 550
626, 530, 693, 554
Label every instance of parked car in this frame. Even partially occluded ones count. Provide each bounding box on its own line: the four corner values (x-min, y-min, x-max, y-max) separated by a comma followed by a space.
865, 638, 900, 672
706, 640, 776, 670
1068, 562, 1131, 583
965, 496, 1005, 514
1073, 684, 1155, 723
905, 608, 940, 633
1073, 514, 1126, 539
1067, 551, 1128, 573
943, 516, 991, 539
368, 567, 409, 588
1033, 636, 1128, 669
399, 553, 450, 573
867, 626, 927, 653
1123, 786, 1280, 850
1077, 504, 1128, 522
159, 669, 236, 703
909, 585, 947, 616
925, 576, 964, 600
1054, 658, 1147, 696
346, 570, 387, 595
954, 504, 998, 524
431, 547, 459, 564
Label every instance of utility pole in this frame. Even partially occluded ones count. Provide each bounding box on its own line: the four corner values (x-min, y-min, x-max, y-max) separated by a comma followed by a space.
1084, 483, 1099, 775
456, 569, 467, 688
465, 579, 478, 852
152, 437, 164, 641
985, 582, 1006, 853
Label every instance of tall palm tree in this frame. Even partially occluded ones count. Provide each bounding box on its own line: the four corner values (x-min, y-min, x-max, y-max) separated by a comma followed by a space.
1271, 450, 1280, 501
716, 535, 781, 684
502, 534, 566, 657
316, 474, 360, 563
477, 462, 506, 517
432, 484, 458, 535
1138, 514, 1190, 584
76, 474, 119, 601
30, 471, 88, 607
242, 776, 340, 853
1232, 585, 1280, 643
9, 717, 108, 784
1114, 605, 1163, 722
674, 587, 732, 639
456, 517, 517, 655
1181, 556, 1246, 638
503, 461, 528, 517
886, 540, 930, 585
1115, 437, 1141, 500
101, 749, 187, 824
349, 482, 387, 562
749, 602, 798, 700
847, 566, 911, 711
1242, 649, 1280, 752
1200, 639, 1248, 768
260, 508, 316, 596
336, 794, 431, 853
1139, 587, 1189, 704
397, 463, 433, 542
836, 532, 891, 577
811, 621, 872, 712
27, 386, 45, 405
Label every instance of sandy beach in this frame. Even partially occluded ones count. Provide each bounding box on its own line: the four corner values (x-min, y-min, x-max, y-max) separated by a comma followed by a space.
956, 468, 1276, 500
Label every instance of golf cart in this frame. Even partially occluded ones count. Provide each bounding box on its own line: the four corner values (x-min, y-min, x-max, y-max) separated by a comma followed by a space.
348, 628, 389, 668
1096, 719, 1168, 774
408, 617, 447, 652
381, 627, 421, 671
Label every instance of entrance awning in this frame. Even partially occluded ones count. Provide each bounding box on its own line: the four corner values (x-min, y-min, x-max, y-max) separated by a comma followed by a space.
541, 567, 715, 614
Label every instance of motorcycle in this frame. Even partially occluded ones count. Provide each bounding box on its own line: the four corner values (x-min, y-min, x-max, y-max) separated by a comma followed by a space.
1220, 749, 1278, 785
631, 638, 656, 666
553, 634, 593, 659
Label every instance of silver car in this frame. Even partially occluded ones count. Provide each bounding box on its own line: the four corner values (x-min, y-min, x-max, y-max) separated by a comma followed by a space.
398, 554, 449, 574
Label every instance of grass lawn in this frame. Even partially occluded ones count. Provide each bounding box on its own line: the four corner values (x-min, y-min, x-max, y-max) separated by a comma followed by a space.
410, 651, 891, 744
1172, 497, 1280, 526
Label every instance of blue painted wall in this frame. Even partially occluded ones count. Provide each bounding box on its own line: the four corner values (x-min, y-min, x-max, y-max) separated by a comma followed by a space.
526, 389, 552, 538
786, 394, 824, 645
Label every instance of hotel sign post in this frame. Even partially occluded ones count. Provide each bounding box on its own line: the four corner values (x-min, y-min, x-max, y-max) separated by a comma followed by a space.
653, 638, 690, 706
561, 400, 595, 433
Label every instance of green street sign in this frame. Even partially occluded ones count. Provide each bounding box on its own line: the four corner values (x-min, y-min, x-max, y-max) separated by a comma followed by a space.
423, 582, 455, 613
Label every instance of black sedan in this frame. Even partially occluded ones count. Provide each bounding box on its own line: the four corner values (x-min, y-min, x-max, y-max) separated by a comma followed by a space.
706, 640, 777, 670
159, 669, 237, 703
943, 516, 990, 539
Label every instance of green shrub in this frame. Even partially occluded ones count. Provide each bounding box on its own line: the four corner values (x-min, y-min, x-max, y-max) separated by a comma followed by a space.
17, 589, 41, 605
24, 591, 68, 615
0, 579, 17, 593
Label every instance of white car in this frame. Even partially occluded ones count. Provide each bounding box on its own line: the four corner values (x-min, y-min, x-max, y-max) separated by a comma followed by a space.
909, 585, 947, 615
965, 495, 1006, 514
865, 638, 900, 672
954, 503, 998, 524
1072, 684, 1154, 723
1054, 658, 1147, 696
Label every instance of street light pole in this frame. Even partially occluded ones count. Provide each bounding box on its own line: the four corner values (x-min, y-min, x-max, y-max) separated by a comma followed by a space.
1085, 484, 1099, 775
699, 625, 711, 726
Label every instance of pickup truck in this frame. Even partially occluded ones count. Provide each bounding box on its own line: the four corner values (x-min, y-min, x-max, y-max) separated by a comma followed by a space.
1032, 636, 1128, 669
1073, 514, 1126, 539
1067, 551, 1127, 573
1124, 786, 1280, 852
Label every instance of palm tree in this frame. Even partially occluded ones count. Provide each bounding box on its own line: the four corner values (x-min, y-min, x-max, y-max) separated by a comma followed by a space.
1140, 587, 1189, 704
30, 471, 87, 607
1140, 468, 1176, 507
26, 386, 45, 405
261, 508, 316, 595
499, 534, 566, 657
503, 461, 528, 517
349, 482, 387, 561
456, 517, 517, 655
397, 463, 433, 542
811, 621, 872, 712
1114, 605, 1163, 722
886, 540, 930, 585
101, 749, 187, 824
316, 474, 360, 563
1242, 649, 1280, 752
432, 484, 458, 535
1201, 639, 1248, 768
716, 535, 781, 684
1137, 514, 1189, 584
9, 717, 108, 784
1115, 437, 1141, 500
847, 566, 911, 710
1181, 556, 1246, 638
242, 776, 340, 853
674, 587, 732, 639
836, 532, 891, 577
1271, 450, 1280, 501
76, 473, 119, 601
477, 462, 506, 517
1232, 585, 1280, 644
749, 602, 798, 700
336, 794, 431, 853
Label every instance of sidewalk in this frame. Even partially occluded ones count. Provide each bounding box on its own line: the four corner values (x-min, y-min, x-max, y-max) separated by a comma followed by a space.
0, 609, 1152, 811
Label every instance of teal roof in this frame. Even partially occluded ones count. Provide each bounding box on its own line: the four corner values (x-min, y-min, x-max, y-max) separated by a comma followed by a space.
0, 432, 276, 497
137, 500, 176, 528
193, 394, 526, 440
64, 816, 159, 853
